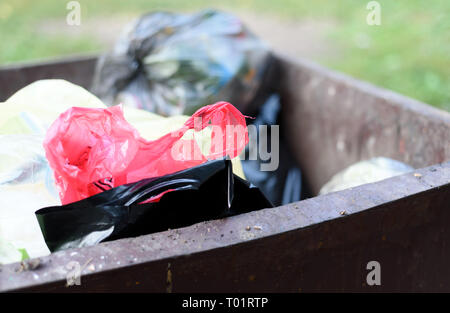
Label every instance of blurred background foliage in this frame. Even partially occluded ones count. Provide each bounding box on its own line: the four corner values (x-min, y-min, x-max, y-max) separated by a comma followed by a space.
0, 0, 448, 110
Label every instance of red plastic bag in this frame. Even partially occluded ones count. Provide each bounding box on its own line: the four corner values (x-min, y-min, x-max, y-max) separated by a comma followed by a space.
44, 101, 248, 205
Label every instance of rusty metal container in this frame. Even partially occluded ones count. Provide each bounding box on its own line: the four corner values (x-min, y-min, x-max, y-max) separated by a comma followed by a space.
0, 54, 449, 292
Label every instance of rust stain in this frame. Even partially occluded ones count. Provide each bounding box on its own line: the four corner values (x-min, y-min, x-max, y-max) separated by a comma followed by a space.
166, 262, 172, 293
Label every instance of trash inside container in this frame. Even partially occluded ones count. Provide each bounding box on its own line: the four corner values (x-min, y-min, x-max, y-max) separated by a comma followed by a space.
0, 53, 449, 292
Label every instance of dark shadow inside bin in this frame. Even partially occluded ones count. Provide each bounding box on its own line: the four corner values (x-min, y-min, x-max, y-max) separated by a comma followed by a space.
240, 56, 313, 203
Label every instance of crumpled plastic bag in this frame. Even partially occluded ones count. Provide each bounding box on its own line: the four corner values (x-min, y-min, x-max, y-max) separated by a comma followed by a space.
91, 9, 271, 116
0, 79, 108, 263
0, 134, 58, 262
0, 80, 106, 134
36, 159, 272, 252
44, 101, 249, 205
319, 157, 414, 195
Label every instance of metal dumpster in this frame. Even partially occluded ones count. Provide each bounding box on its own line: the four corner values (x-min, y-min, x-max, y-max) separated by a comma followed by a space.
0, 54, 449, 292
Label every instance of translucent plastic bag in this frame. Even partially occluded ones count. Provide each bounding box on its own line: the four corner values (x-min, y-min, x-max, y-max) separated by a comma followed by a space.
0, 134, 59, 261
92, 9, 271, 116
319, 157, 414, 195
44, 101, 249, 205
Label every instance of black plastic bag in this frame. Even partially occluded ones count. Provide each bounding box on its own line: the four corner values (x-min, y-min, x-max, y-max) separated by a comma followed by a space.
241, 94, 303, 206
91, 9, 271, 116
35, 159, 272, 252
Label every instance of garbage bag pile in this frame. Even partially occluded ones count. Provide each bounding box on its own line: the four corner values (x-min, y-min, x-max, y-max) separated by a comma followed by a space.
0, 79, 271, 263
92, 9, 271, 116
91, 9, 300, 206
0, 9, 276, 264
0, 9, 416, 267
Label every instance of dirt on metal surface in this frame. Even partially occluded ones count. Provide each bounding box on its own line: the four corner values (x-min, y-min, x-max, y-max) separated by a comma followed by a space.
0, 162, 449, 292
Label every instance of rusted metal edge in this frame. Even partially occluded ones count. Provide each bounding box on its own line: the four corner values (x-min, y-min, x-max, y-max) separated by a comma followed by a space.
274, 52, 450, 123
0, 55, 98, 101
1, 161, 448, 292
0, 54, 98, 71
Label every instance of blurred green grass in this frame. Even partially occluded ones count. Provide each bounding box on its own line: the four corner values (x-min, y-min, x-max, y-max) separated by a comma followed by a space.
0, 0, 448, 110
